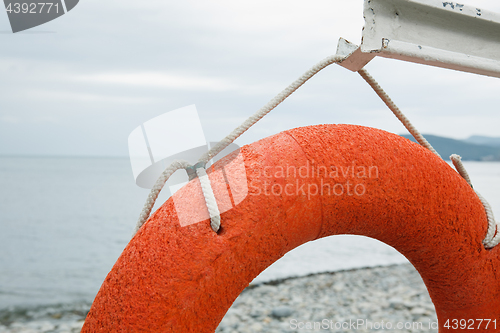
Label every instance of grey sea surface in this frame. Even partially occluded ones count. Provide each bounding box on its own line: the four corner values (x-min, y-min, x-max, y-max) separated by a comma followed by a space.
0, 156, 498, 314
0, 157, 146, 310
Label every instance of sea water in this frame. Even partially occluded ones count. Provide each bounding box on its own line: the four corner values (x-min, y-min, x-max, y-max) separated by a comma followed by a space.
0, 157, 498, 310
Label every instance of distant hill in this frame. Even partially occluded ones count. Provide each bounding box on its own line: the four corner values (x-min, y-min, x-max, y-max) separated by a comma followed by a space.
400, 134, 500, 161
465, 135, 500, 147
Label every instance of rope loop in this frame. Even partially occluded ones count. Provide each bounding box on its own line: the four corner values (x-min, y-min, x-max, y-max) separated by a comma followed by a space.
133, 55, 498, 249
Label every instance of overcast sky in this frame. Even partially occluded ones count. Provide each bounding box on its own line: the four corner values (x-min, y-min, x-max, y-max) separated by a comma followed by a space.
1, 0, 499, 157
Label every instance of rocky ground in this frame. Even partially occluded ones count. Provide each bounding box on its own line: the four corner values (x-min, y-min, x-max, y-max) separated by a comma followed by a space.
0, 264, 437, 332
0, 303, 88, 333
216, 264, 437, 333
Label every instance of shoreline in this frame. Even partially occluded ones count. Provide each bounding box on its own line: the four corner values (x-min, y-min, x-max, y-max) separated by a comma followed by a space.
0, 263, 437, 333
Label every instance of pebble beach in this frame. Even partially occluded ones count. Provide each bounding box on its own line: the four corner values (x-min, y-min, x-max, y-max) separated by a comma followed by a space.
0, 263, 437, 333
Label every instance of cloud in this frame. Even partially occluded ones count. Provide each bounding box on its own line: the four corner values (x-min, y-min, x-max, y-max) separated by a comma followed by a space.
28, 89, 154, 104
75, 71, 285, 95
0, 114, 59, 124
0, 115, 21, 123
76, 72, 237, 92
0, 0, 499, 157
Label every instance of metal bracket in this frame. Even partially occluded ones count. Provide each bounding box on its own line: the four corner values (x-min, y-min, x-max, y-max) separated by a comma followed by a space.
185, 162, 207, 181
336, 38, 376, 72
337, 0, 500, 78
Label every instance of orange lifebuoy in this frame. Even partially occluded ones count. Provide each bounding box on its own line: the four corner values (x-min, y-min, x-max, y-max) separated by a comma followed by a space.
82, 124, 500, 332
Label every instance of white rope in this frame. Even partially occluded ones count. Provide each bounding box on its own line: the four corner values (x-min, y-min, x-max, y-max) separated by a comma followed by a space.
133, 160, 222, 235
133, 56, 499, 249
450, 154, 473, 188
133, 55, 346, 236
198, 55, 346, 164
477, 192, 499, 248
451, 154, 499, 248
196, 167, 221, 232
134, 160, 192, 234
358, 69, 441, 158
358, 69, 498, 248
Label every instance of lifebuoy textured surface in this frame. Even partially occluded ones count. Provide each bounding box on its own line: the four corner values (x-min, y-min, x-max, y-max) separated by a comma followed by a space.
82, 124, 500, 332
